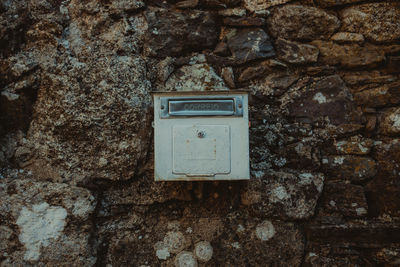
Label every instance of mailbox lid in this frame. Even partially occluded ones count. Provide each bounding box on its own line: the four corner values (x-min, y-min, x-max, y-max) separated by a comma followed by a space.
172, 125, 231, 176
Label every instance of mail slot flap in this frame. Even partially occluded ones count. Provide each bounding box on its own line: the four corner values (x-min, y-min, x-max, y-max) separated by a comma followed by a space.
160, 96, 243, 118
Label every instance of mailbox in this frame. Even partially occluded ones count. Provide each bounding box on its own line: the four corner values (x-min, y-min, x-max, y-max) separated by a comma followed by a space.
153, 91, 250, 181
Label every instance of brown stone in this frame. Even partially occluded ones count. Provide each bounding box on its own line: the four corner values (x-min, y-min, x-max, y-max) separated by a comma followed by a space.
340, 3, 400, 43
223, 17, 265, 27
330, 32, 364, 44
267, 5, 340, 41
353, 81, 400, 108
221, 67, 235, 88
241, 171, 324, 219
218, 8, 246, 17
342, 71, 397, 86
250, 72, 299, 97
365, 139, 400, 217
286, 75, 358, 125
144, 8, 218, 57
315, 0, 363, 7
322, 155, 377, 182
331, 136, 373, 155
276, 38, 319, 64
388, 56, 400, 74
312, 40, 386, 68
238, 59, 287, 83
320, 182, 368, 218
243, 0, 292, 12
379, 108, 400, 136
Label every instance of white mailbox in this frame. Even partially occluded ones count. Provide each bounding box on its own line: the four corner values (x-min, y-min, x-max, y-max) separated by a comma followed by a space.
153, 91, 250, 181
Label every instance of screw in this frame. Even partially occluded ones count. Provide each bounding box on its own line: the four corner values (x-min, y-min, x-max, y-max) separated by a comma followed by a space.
238, 103, 242, 108
197, 131, 205, 138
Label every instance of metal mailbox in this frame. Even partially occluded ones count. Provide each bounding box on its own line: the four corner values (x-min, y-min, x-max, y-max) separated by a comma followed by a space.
153, 91, 250, 181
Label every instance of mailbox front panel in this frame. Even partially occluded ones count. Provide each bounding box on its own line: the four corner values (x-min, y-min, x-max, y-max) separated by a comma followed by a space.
172, 125, 231, 176
153, 91, 249, 181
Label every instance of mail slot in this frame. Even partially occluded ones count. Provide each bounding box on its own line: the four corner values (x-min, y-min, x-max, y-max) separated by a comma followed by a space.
160, 96, 244, 118
153, 91, 250, 181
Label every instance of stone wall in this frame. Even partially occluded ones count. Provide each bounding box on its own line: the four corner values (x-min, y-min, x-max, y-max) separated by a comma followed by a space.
1, 0, 400, 265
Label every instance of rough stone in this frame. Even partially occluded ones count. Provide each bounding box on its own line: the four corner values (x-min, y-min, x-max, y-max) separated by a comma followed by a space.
343, 71, 397, 86
144, 8, 218, 57
322, 155, 377, 183
319, 182, 368, 218
311, 41, 386, 68
340, 3, 400, 43
194, 241, 213, 262
365, 139, 400, 217
250, 72, 298, 97
330, 32, 365, 44
241, 171, 324, 219
243, 0, 292, 12
315, 0, 363, 7
354, 81, 400, 108
217, 217, 304, 266
276, 38, 319, 64
238, 59, 287, 83
218, 8, 246, 17
267, 5, 340, 41
0, 177, 96, 265
286, 75, 358, 125
175, 251, 198, 267
24, 55, 152, 184
164, 63, 228, 91
330, 136, 373, 155
221, 67, 235, 88
379, 108, 400, 136
223, 17, 265, 27
227, 28, 275, 63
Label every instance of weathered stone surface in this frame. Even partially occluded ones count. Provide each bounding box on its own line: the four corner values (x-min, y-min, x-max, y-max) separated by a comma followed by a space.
319, 182, 368, 218
0, 1, 30, 57
241, 171, 324, 219
217, 217, 304, 266
315, 0, 363, 7
322, 155, 377, 182
223, 17, 265, 27
365, 139, 400, 217
22, 55, 152, 184
221, 67, 235, 88
330, 136, 373, 155
340, 3, 400, 43
143, 8, 218, 57
312, 41, 386, 68
379, 108, 400, 136
330, 32, 365, 44
353, 81, 400, 108
250, 72, 299, 97
267, 5, 340, 40
306, 221, 400, 266
343, 71, 397, 86
0, 178, 96, 265
218, 8, 246, 17
286, 75, 358, 125
238, 59, 287, 83
276, 38, 319, 64
164, 63, 228, 91
243, 0, 292, 12
227, 28, 275, 63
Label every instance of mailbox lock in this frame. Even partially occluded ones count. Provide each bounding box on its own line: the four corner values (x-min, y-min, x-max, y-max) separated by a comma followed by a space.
197, 131, 205, 138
